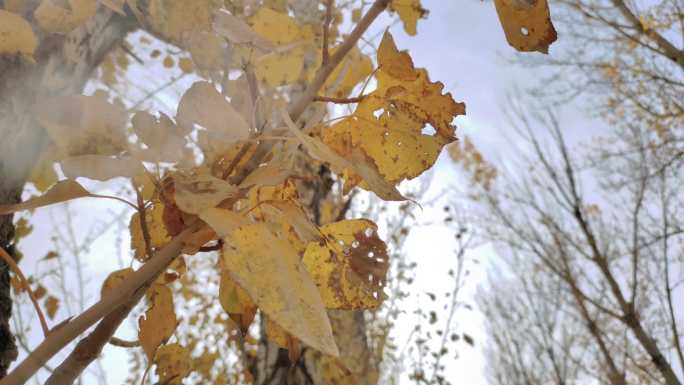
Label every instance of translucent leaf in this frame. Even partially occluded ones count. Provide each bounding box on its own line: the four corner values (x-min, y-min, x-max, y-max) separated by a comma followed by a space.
303, 219, 389, 309
0, 180, 91, 215
139, 284, 177, 361
494, 0, 557, 53
37, 93, 128, 157
0, 10, 37, 56
198, 207, 246, 238
222, 223, 339, 356
176, 81, 250, 158
44, 295, 59, 319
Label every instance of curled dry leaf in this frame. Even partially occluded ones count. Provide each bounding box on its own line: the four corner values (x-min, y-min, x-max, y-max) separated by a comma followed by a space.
0, 10, 37, 56
139, 284, 177, 361
494, 0, 557, 53
34, 0, 97, 34
0, 180, 91, 215
222, 222, 339, 356
303, 219, 389, 310
60, 155, 143, 181
172, 170, 240, 215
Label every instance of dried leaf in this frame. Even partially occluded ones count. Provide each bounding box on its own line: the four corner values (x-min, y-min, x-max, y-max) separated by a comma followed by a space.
222, 223, 339, 356
129, 201, 171, 260
44, 295, 59, 319
0, 180, 91, 215
494, 0, 557, 53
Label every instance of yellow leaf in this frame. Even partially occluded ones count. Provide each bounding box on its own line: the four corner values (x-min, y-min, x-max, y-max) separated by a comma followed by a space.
389, 0, 428, 36
34, 0, 97, 34
139, 284, 177, 361
198, 207, 246, 238
33, 285, 46, 300
100, 268, 134, 298
146, 0, 216, 42
37, 93, 128, 157
172, 170, 239, 215
177, 81, 250, 160
178, 57, 194, 73
213, 9, 275, 50
129, 201, 171, 261
246, 7, 316, 86
163, 56, 174, 68
185, 31, 226, 72
0, 180, 91, 215
494, 0, 557, 53
60, 155, 143, 181
131, 111, 190, 163
154, 343, 192, 385
219, 268, 257, 333
322, 32, 464, 189
264, 316, 301, 362
44, 295, 59, 319
303, 219, 389, 309
322, 47, 373, 98
239, 161, 293, 189
0, 9, 37, 56
222, 223, 339, 356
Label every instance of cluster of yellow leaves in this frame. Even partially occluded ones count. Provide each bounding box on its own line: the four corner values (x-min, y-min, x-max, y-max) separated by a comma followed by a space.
322, 31, 465, 194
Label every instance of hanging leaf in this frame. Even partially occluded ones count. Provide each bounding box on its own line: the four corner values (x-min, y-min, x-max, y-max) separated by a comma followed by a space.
139, 284, 177, 361
494, 0, 557, 53
222, 222, 339, 356
303, 219, 389, 309
389, 0, 428, 36
44, 295, 59, 319
100, 268, 134, 298
0, 180, 91, 215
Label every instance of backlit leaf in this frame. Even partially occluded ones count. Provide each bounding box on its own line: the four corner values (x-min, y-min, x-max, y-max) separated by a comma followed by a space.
154, 343, 192, 385
389, 0, 428, 36
172, 170, 240, 215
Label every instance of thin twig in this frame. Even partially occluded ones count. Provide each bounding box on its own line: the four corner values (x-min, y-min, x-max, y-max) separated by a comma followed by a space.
0, 246, 49, 337
109, 337, 140, 348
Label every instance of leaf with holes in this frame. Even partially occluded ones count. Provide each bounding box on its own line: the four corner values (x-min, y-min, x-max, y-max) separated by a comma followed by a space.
303, 219, 389, 310
494, 0, 557, 53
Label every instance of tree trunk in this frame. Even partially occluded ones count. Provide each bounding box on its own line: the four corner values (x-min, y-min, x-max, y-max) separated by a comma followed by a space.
0, 5, 135, 377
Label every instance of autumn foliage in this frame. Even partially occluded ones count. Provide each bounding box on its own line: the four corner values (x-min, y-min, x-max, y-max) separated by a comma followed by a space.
0, 0, 556, 384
